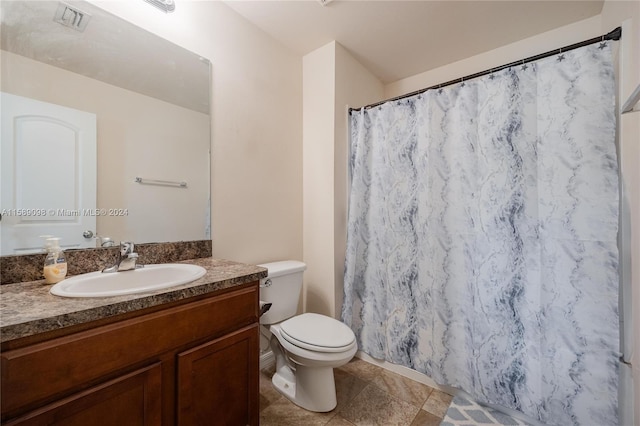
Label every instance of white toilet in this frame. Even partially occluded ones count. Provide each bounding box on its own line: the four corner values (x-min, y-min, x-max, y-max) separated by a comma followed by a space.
259, 260, 357, 412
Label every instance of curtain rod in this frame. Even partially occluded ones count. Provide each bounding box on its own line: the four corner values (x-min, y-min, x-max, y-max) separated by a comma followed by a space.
349, 26, 622, 113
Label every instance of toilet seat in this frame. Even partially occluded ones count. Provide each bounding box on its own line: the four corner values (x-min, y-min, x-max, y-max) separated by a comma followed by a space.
279, 313, 356, 353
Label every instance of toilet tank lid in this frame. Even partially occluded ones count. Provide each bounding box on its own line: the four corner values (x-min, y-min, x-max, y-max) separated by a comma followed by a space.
257, 260, 306, 278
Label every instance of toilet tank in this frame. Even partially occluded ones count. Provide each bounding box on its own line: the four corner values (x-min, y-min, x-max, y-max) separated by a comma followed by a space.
258, 260, 306, 325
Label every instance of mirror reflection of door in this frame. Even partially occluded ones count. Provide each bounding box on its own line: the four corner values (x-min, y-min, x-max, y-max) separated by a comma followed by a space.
1, 92, 97, 255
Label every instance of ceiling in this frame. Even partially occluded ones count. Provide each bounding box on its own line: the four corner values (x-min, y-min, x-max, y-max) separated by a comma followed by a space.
224, 0, 605, 83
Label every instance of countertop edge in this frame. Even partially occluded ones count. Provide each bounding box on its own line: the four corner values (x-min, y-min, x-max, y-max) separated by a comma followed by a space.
0, 258, 268, 344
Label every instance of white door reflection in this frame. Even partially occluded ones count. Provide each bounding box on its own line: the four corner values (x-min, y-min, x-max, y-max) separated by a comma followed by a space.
1, 92, 97, 254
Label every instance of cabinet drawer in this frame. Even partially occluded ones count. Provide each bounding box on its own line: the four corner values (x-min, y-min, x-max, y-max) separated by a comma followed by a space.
1, 284, 258, 417
4, 363, 162, 426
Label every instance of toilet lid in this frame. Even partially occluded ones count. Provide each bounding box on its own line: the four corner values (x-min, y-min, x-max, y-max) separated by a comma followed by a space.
279, 313, 355, 352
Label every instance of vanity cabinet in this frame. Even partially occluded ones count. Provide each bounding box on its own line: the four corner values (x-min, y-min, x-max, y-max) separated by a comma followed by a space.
1, 283, 260, 426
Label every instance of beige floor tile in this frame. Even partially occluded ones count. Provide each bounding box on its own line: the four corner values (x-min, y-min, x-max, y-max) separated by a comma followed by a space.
422, 389, 453, 418
260, 392, 272, 413
371, 369, 434, 406
259, 369, 283, 408
260, 395, 336, 426
337, 358, 383, 382
334, 368, 369, 410
409, 409, 442, 426
326, 415, 358, 426
338, 383, 420, 426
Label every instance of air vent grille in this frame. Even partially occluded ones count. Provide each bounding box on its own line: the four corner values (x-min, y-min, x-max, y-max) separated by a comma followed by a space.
53, 2, 91, 32
143, 0, 176, 13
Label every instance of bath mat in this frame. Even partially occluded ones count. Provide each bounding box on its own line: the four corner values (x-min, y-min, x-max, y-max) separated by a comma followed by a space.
440, 395, 532, 426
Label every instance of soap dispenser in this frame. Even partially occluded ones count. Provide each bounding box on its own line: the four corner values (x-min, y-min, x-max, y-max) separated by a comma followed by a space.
43, 237, 67, 284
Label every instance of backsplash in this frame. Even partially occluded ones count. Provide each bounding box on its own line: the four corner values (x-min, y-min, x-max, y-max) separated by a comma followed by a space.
0, 240, 212, 285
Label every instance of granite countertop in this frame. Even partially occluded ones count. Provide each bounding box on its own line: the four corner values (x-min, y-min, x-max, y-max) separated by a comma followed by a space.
0, 258, 267, 344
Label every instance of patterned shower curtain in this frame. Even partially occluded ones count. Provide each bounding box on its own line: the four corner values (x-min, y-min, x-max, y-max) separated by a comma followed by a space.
342, 42, 619, 425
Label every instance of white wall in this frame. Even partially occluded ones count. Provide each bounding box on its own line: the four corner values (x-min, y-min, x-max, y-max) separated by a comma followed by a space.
302, 42, 337, 316
90, 0, 303, 265
302, 41, 384, 317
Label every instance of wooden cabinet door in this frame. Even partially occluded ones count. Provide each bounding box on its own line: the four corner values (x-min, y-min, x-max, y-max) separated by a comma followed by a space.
177, 324, 258, 426
5, 363, 161, 426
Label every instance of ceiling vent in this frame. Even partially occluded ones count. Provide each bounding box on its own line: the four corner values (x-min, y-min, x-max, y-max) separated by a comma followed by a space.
144, 0, 176, 13
53, 2, 91, 32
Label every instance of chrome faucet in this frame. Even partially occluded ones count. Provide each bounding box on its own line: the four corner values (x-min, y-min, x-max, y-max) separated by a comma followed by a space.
98, 236, 116, 247
102, 242, 143, 273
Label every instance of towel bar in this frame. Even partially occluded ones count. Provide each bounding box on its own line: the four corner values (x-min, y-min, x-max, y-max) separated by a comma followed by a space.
135, 177, 187, 188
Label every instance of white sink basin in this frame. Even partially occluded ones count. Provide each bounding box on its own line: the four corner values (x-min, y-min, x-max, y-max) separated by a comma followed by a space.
50, 263, 207, 298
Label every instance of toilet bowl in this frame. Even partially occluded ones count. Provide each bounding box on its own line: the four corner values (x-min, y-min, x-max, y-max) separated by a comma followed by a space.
259, 261, 357, 412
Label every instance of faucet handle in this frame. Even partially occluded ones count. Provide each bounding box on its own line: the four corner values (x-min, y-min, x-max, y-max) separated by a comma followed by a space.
120, 241, 135, 256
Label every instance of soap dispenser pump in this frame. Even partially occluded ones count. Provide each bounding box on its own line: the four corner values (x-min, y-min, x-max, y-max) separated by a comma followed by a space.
43, 237, 67, 284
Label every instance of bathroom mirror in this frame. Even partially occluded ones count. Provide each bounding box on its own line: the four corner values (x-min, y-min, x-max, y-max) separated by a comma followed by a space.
0, 0, 211, 255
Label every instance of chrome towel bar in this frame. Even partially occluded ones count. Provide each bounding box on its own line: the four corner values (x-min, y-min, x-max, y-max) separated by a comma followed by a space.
135, 177, 187, 188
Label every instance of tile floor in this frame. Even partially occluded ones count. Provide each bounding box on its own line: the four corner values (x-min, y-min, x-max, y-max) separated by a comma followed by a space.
259, 358, 453, 426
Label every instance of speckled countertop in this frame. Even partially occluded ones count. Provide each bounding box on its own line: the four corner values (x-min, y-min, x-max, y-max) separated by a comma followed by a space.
0, 258, 267, 344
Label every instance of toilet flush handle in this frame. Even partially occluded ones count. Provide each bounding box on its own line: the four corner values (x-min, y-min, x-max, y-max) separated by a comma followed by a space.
261, 278, 272, 288
259, 301, 272, 317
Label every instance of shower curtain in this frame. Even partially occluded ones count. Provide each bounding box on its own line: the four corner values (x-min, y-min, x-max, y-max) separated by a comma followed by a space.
342, 42, 619, 425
